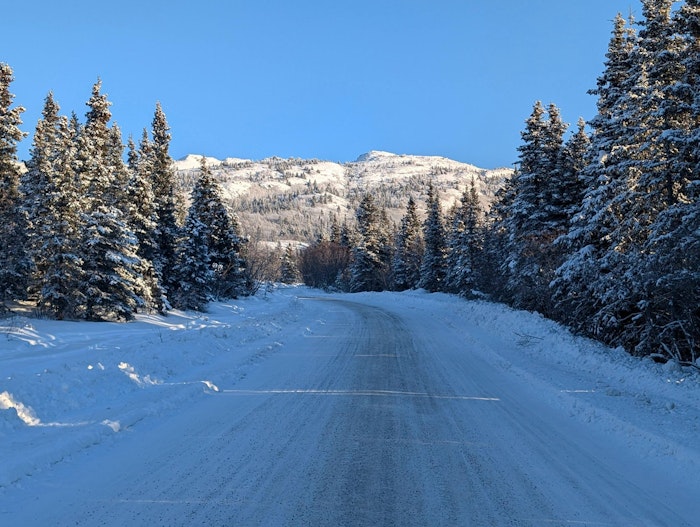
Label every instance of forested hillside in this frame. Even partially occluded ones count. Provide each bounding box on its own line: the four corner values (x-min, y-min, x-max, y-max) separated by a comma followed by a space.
173, 151, 509, 245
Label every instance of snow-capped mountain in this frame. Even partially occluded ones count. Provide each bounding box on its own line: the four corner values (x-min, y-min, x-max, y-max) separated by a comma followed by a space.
175, 151, 512, 244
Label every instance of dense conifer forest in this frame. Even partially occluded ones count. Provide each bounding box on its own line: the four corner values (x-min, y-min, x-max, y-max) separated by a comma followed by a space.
0, 73, 251, 319
0, 0, 697, 364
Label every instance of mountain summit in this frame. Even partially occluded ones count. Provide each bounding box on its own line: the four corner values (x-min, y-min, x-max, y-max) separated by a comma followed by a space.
354, 150, 399, 162
175, 152, 511, 244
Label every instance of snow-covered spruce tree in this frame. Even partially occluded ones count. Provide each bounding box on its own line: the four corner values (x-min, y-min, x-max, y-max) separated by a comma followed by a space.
21, 93, 58, 298
587, 1, 680, 352
150, 102, 182, 302
445, 179, 484, 297
545, 117, 590, 321
0, 63, 29, 309
552, 13, 639, 332
554, 118, 589, 227
553, 3, 698, 357
502, 101, 547, 309
503, 101, 568, 315
171, 212, 214, 311
633, 0, 700, 361
279, 243, 301, 284
125, 132, 163, 311
418, 182, 447, 293
74, 81, 144, 320
481, 167, 517, 302
189, 156, 249, 299
350, 193, 393, 292
584, 1, 677, 351
23, 95, 86, 319
392, 196, 424, 291
105, 125, 132, 211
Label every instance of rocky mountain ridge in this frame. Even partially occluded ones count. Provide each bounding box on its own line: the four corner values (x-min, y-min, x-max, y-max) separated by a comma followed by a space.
174, 151, 512, 245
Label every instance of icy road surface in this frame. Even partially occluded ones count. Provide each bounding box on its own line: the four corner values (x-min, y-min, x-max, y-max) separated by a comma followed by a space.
2, 289, 699, 525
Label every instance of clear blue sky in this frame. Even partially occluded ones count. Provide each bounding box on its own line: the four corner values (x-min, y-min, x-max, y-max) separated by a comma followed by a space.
5, 0, 639, 168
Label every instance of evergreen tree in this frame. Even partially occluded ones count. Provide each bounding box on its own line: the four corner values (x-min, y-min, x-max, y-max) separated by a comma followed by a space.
75, 81, 144, 320
633, 0, 700, 361
21, 92, 59, 297
0, 63, 28, 307
552, 4, 700, 357
638, 0, 689, 208
350, 193, 392, 292
80, 208, 144, 320
445, 180, 483, 296
596, 2, 677, 343
105, 125, 132, 211
673, 0, 700, 195
418, 183, 447, 292
75, 80, 112, 201
392, 196, 424, 291
555, 117, 590, 226
280, 244, 301, 284
24, 96, 85, 319
552, 14, 639, 331
189, 156, 248, 298
503, 102, 568, 314
171, 213, 214, 311
126, 132, 163, 311
150, 102, 181, 301
481, 162, 519, 303
503, 101, 547, 308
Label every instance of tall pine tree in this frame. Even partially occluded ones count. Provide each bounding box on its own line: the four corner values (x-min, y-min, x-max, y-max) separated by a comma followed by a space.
150, 102, 181, 303
280, 244, 301, 284
0, 63, 28, 308
418, 183, 447, 292
392, 196, 424, 291
189, 156, 248, 299
126, 132, 163, 311
635, 0, 700, 361
552, 13, 639, 331
171, 213, 214, 311
445, 180, 484, 297
503, 101, 568, 314
350, 193, 392, 292
24, 94, 86, 318
75, 81, 144, 320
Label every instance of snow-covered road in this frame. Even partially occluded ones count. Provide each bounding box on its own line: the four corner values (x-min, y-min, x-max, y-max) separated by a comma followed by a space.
2, 289, 699, 525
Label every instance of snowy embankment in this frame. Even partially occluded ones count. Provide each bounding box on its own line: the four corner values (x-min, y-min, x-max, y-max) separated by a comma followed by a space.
1, 286, 699, 493
0, 288, 307, 488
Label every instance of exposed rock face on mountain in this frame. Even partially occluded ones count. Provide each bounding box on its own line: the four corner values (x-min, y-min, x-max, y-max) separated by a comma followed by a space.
175, 151, 511, 244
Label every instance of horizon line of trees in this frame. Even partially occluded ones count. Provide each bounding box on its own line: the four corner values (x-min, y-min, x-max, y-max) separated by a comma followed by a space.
0, 68, 252, 320
298, 0, 699, 364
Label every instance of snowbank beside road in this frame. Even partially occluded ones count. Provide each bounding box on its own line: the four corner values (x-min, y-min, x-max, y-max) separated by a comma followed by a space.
0, 289, 313, 487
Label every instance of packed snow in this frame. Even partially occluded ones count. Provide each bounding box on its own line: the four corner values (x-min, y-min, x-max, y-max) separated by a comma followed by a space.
1, 286, 698, 524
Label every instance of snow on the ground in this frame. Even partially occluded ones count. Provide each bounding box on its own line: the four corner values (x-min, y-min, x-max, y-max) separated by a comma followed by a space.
0, 287, 308, 488
1, 286, 698, 494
